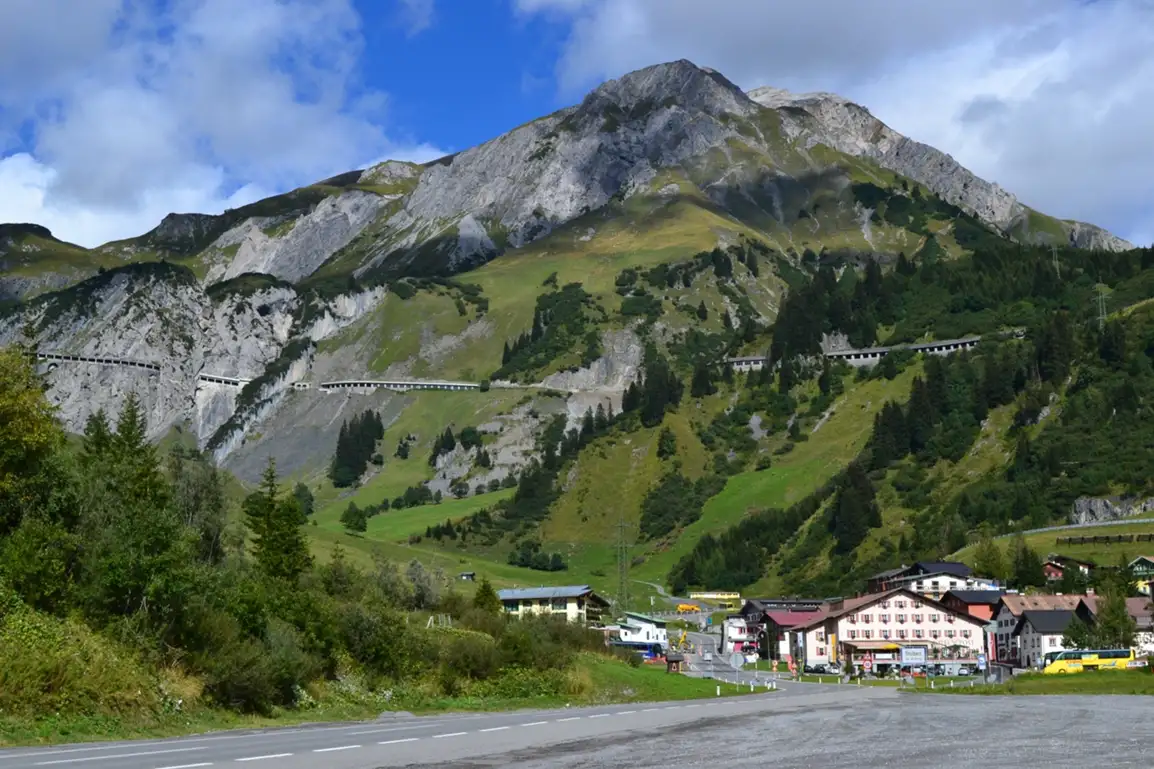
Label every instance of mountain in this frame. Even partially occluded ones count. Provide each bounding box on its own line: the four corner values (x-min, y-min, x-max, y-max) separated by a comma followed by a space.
746, 86, 1132, 252
2, 59, 1149, 602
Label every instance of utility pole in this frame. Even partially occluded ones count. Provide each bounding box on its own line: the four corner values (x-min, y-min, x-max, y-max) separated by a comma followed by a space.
615, 517, 633, 615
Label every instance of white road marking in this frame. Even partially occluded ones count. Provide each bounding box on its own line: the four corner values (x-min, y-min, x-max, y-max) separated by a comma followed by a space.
587, 714, 610, 719
312, 745, 360, 753
684, 704, 701, 708
156, 764, 214, 769
521, 721, 548, 727
640, 708, 658, 712
378, 738, 419, 746
617, 710, 636, 715
479, 726, 510, 733
432, 732, 468, 739
34, 748, 205, 766
556, 717, 581, 722
234, 754, 293, 762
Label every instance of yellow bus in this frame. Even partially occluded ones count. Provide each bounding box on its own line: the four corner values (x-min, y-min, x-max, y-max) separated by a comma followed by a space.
1042, 648, 1138, 674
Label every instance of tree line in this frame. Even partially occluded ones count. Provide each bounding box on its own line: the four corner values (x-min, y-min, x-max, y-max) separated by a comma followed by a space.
328, 409, 384, 487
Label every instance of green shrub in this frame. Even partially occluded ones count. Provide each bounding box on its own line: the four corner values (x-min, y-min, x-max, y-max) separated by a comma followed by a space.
0, 602, 158, 717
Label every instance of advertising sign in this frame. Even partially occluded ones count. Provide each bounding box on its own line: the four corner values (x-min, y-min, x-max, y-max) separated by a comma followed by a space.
977, 654, 987, 671
900, 646, 928, 665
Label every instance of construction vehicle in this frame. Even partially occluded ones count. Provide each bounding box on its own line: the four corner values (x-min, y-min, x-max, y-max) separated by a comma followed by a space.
672, 629, 688, 651
676, 603, 700, 613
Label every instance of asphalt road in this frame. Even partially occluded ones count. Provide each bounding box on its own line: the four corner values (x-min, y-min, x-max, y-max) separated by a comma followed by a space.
2, 684, 1152, 768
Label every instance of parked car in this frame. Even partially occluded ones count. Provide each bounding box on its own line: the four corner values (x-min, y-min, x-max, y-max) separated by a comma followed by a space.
955, 665, 974, 676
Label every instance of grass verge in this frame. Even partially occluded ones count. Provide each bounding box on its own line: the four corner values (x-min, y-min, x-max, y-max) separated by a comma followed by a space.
0, 654, 762, 747
916, 670, 1154, 696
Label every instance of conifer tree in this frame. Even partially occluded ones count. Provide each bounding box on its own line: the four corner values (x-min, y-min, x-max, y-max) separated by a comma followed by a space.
473, 576, 503, 614
341, 501, 367, 533
696, 301, 708, 321
244, 458, 312, 582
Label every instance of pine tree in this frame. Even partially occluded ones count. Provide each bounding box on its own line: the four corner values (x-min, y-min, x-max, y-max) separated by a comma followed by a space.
1089, 581, 1137, 649
244, 458, 312, 582
341, 501, 367, 533
690, 363, 716, 398
818, 360, 832, 397
972, 532, 1006, 582
81, 409, 113, 465
657, 427, 677, 459
747, 250, 759, 277
1009, 533, 1045, 589
473, 577, 503, 614
722, 310, 733, 330
696, 301, 708, 321
292, 482, 315, 519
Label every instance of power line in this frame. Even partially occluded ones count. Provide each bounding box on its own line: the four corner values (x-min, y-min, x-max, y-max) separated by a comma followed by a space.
615, 517, 634, 614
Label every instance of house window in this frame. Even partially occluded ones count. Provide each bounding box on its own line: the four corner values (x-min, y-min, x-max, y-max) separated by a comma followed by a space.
881, 601, 890, 609
1049, 637, 1058, 647
931, 630, 941, 638
862, 614, 872, 622
915, 629, 924, 638
817, 647, 826, 657
896, 600, 906, 608
863, 630, 872, 639
897, 614, 907, 623
914, 614, 923, 623
551, 599, 567, 611
882, 630, 891, 639
880, 614, 890, 623
962, 629, 971, 638
898, 630, 908, 639
946, 630, 956, 638
816, 632, 825, 642
522, 600, 533, 609
849, 630, 858, 639
930, 614, 940, 622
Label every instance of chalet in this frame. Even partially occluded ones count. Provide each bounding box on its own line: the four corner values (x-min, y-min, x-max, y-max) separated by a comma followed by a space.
497, 585, 609, 625
1043, 555, 1096, 582
1130, 556, 1154, 597
1013, 610, 1081, 668
868, 562, 998, 600
991, 594, 1084, 664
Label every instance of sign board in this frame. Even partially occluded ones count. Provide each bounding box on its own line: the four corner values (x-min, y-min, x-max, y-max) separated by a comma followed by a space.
729, 653, 745, 670
977, 654, 987, 671
900, 646, 928, 665
863, 658, 873, 672
706, 616, 713, 625
704, 651, 713, 662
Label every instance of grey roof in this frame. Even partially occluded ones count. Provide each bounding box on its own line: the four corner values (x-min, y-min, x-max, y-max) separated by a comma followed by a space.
498, 585, 596, 601
1014, 610, 1076, 636
913, 561, 973, 578
943, 590, 1005, 605
624, 611, 667, 626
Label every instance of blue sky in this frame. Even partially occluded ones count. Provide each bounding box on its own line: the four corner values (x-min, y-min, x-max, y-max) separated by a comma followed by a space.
0, 0, 1151, 248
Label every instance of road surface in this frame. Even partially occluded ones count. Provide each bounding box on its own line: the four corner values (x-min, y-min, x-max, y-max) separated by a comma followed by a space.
3, 684, 1152, 768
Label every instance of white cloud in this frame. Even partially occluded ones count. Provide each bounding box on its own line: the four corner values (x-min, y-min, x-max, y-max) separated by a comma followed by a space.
519, 0, 1154, 245
397, 0, 435, 36
0, 0, 445, 247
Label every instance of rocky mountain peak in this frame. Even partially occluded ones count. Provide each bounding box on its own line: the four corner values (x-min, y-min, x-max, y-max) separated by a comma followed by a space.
143, 212, 225, 253
0, 223, 56, 243
584, 59, 754, 120
747, 84, 1132, 252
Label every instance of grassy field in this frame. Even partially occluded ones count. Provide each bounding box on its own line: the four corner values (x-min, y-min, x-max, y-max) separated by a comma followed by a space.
922, 670, 1154, 696
634, 367, 920, 585
952, 519, 1154, 566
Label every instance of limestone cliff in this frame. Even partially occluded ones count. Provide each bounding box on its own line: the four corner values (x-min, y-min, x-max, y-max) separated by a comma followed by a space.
747, 86, 1132, 251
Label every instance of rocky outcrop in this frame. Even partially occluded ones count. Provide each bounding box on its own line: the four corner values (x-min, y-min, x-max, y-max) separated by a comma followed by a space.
747, 86, 1132, 251
1070, 496, 1154, 525
362, 60, 758, 274
541, 329, 644, 393
204, 191, 388, 283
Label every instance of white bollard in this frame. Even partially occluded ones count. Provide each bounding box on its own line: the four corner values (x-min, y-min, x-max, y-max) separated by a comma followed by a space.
716, 685, 720, 696
931, 680, 935, 689
750, 681, 754, 692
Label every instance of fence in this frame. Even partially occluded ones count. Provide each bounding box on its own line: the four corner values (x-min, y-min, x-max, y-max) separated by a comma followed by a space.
1055, 533, 1154, 546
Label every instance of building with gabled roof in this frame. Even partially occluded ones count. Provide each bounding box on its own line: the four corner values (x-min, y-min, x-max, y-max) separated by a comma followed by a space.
497, 585, 609, 624
787, 588, 986, 671
991, 594, 1084, 664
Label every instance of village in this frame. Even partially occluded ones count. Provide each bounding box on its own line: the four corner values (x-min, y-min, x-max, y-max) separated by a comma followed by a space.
494, 555, 1154, 679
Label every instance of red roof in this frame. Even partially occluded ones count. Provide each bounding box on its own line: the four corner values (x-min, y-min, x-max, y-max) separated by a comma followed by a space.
763, 609, 827, 628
